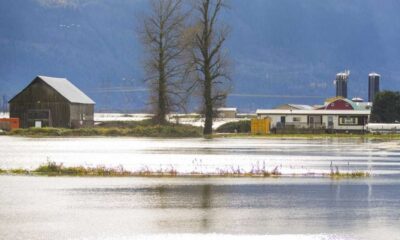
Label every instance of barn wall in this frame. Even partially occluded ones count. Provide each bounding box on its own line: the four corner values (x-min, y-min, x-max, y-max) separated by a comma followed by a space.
9, 80, 71, 128
70, 103, 94, 128
325, 100, 354, 110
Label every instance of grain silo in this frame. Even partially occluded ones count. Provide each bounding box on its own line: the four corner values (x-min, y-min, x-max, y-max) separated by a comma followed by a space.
368, 72, 380, 102
335, 71, 350, 98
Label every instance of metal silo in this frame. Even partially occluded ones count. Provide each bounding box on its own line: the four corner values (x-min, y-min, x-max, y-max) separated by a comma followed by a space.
335, 71, 349, 98
368, 72, 380, 102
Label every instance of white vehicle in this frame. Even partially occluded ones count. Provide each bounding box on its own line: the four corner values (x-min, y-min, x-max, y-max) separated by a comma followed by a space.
365, 123, 400, 134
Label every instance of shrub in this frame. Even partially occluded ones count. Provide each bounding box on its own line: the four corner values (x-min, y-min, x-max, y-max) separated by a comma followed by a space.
35, 161, 64, 174
216, 120, 251, 133
10, 169, 30, 174
96, 119, 154, 128
11, 127, 65, 136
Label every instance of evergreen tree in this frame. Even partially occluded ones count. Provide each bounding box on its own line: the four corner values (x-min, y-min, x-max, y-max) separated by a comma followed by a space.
370, 91, 400, 123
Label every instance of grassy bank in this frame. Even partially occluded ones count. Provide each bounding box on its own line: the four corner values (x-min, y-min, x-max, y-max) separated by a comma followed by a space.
215, 132, 400, 140
0, 162, 279, 178
8, 121, 202, 138
8, 128, 400, 140
329, 171, 370, 179
0, 161, 371, 179
4, 119, 400, 140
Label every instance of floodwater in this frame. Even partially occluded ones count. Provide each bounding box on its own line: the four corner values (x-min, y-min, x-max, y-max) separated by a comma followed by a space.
1, 137, 400, 176
1, 137, 400, 240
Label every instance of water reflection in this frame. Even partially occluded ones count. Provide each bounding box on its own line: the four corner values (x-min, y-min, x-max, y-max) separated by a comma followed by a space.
0, 177, 400, 240
200, 184, 212, 230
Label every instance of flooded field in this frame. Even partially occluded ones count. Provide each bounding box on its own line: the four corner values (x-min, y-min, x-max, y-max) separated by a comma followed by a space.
1, 137, 400, 240
0, 137, 400, 176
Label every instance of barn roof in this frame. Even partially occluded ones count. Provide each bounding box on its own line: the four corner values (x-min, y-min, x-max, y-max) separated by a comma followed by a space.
38, 76, 95, 104
10, 76, 95, 104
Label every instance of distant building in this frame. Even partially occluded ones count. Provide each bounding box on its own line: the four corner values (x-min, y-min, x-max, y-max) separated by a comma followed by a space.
335, 71, 349, 98
258, 94, 372, 132
320, 97, 371, 111
368, 72, 380, 102
351, 97, 364, 103
9, 76, 95, 128
274, 104, 314, 110
320, 97, 354, 110
216, 108, 237, 118
256, 109, 370, 133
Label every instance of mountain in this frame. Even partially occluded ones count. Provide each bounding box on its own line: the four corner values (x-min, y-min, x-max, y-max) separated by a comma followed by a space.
1, 0, 400, 112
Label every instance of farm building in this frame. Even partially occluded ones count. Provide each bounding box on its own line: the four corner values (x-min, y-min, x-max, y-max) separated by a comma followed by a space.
216, 108, 237, 118
256, 109, 370, 133
318, 97, 372, 110
9, 76, 95, 128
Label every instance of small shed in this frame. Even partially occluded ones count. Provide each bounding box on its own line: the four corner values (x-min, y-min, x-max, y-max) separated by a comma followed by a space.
9, 76, 95, 128
216, 108, 237, 118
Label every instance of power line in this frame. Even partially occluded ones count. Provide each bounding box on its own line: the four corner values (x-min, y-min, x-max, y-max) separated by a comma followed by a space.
92, 88, 325, 99
230, 93, 325, 99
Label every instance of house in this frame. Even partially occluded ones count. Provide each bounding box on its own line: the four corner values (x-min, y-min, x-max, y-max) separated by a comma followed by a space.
256, 109, 370, 132
9, 76, 95, 128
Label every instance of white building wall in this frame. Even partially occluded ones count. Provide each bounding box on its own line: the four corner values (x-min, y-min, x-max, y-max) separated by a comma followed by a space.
259, 114, 309, 128
259, 113, 367, 131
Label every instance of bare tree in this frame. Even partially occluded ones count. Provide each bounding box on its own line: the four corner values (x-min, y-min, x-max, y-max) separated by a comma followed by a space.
188, 0, 231, 135
139, 0, 189, 125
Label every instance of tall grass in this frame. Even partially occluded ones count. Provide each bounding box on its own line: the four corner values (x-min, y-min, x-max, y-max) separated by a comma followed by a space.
328, 162, 371, 179
0, 161, 283, 177
0, 161, 371, 179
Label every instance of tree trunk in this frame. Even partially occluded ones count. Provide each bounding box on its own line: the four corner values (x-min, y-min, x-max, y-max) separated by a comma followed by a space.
156, 34, 167, 125
203, 62, 213, 135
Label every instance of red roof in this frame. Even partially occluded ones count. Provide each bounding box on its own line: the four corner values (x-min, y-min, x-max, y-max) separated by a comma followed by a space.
319, 99, 354, 110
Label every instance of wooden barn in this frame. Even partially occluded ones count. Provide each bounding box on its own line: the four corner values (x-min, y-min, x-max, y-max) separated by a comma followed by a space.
9, 76, 95, 128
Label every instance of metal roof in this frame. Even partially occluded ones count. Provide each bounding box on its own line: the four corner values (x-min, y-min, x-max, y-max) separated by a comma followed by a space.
256, 109, 371, 115
369, 72, 381, 77
37, 76, 95, 104
289, 104, 314, 110
217, 108, 237, 111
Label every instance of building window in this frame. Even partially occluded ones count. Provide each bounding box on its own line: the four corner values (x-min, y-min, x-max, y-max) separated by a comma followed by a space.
339, 116, 359, 125
293, 117, 301, 122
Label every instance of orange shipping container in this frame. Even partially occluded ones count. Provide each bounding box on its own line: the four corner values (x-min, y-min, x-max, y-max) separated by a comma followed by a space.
251, 118, 271, 135
0, 118, 20, 130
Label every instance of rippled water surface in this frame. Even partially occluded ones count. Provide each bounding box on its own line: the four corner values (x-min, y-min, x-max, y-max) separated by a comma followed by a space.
1, 137, 400, 176
0, 137, 400, 240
